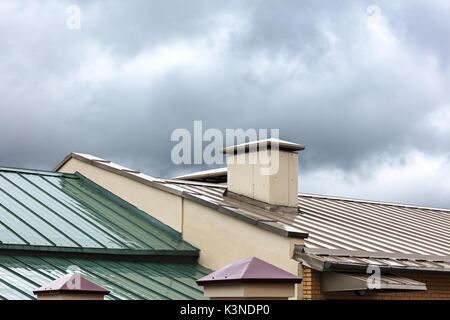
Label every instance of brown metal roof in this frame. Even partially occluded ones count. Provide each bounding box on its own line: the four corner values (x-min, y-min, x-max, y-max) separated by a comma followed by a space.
53, 153, 450, 272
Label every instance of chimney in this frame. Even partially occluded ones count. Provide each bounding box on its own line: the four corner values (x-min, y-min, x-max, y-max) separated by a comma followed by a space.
221, 139, 304, 213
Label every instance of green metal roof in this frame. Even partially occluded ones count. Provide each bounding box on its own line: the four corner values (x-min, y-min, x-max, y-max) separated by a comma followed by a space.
0, 254, 210, 300
0, 166, 197, 256
0, 166, 210, 300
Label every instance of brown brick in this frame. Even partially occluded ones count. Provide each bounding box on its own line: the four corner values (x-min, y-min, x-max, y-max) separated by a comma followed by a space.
301, 267, 450, 300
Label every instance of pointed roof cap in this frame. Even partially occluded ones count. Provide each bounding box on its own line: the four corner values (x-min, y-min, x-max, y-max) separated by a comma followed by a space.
196, 257, 302, 285
33, 273, 110, 295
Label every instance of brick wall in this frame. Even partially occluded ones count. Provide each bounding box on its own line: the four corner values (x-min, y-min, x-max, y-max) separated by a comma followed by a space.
302, 267, 450, 300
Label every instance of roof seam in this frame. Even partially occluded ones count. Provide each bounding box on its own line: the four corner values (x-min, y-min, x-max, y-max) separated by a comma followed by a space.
111, 260, 197, 299
34, 175, 135, 250
74, 172, 189, 246
0, 188, 57, 246
66, 178, 182, 250
0, 166, 75, 178
0, 269, 36, 299
0, 217, 30, 246
17, 173, 107, 249
49, 177, 159, 250
0, 173, 82, 247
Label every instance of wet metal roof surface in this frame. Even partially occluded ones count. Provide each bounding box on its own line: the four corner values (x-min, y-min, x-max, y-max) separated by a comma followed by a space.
0, 166, 196, 255
0, 254, 209, 300
0, 166, 209, 300
173, 167, 227, 181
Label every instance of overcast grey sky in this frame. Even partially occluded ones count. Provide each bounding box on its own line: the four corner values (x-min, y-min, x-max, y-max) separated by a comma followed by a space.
1, 0, 450, 208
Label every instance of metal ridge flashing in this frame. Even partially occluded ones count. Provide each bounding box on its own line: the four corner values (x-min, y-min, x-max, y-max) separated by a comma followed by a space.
52, 152, 110, 172
299, 192, 450, 212
0, 166, 75, 178
55, 152, 225, 188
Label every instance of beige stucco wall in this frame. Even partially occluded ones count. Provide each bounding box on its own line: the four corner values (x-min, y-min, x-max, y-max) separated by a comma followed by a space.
59, 158, 183, 232
182, 199, 301, 274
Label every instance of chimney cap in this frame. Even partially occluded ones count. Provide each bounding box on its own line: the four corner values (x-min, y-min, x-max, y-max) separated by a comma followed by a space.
196, 256, 302, 285
221, 138, 305, 154
33, 273, 110, 295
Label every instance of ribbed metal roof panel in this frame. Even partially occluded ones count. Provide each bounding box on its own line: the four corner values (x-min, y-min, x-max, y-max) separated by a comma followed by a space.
0, 254, 210, 300
158, 182, 450, 259
0, 167, 197, 254
296, 195, 450, 255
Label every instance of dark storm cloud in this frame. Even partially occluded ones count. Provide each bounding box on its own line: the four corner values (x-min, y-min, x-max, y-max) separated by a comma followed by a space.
1, 0, 449, 206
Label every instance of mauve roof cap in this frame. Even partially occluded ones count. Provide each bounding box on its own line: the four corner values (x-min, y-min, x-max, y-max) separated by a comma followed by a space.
33, 273, 110, 295
196, 257, 302, 285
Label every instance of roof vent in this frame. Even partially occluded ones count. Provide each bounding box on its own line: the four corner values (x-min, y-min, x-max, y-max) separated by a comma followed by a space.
196, 256, 302, 299
33, 273, 110, 300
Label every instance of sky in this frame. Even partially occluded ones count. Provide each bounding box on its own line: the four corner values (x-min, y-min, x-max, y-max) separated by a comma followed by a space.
1, 0, 450, 208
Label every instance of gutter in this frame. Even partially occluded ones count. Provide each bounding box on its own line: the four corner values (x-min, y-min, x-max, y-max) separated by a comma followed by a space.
297, 251, 450, 275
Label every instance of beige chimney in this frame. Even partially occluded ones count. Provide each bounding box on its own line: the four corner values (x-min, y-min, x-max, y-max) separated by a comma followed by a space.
221, 139, 304, 212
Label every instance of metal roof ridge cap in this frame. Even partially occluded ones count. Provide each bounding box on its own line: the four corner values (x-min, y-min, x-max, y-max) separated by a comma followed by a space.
52, 152, 74, 172
0, 166, 74, 178
92, 160, 139, 174
52, 152, 109, 172
299, 193, 450, 212
161, 179, 227, 188
119, 170, 164, 185
172, 167, 228, 180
